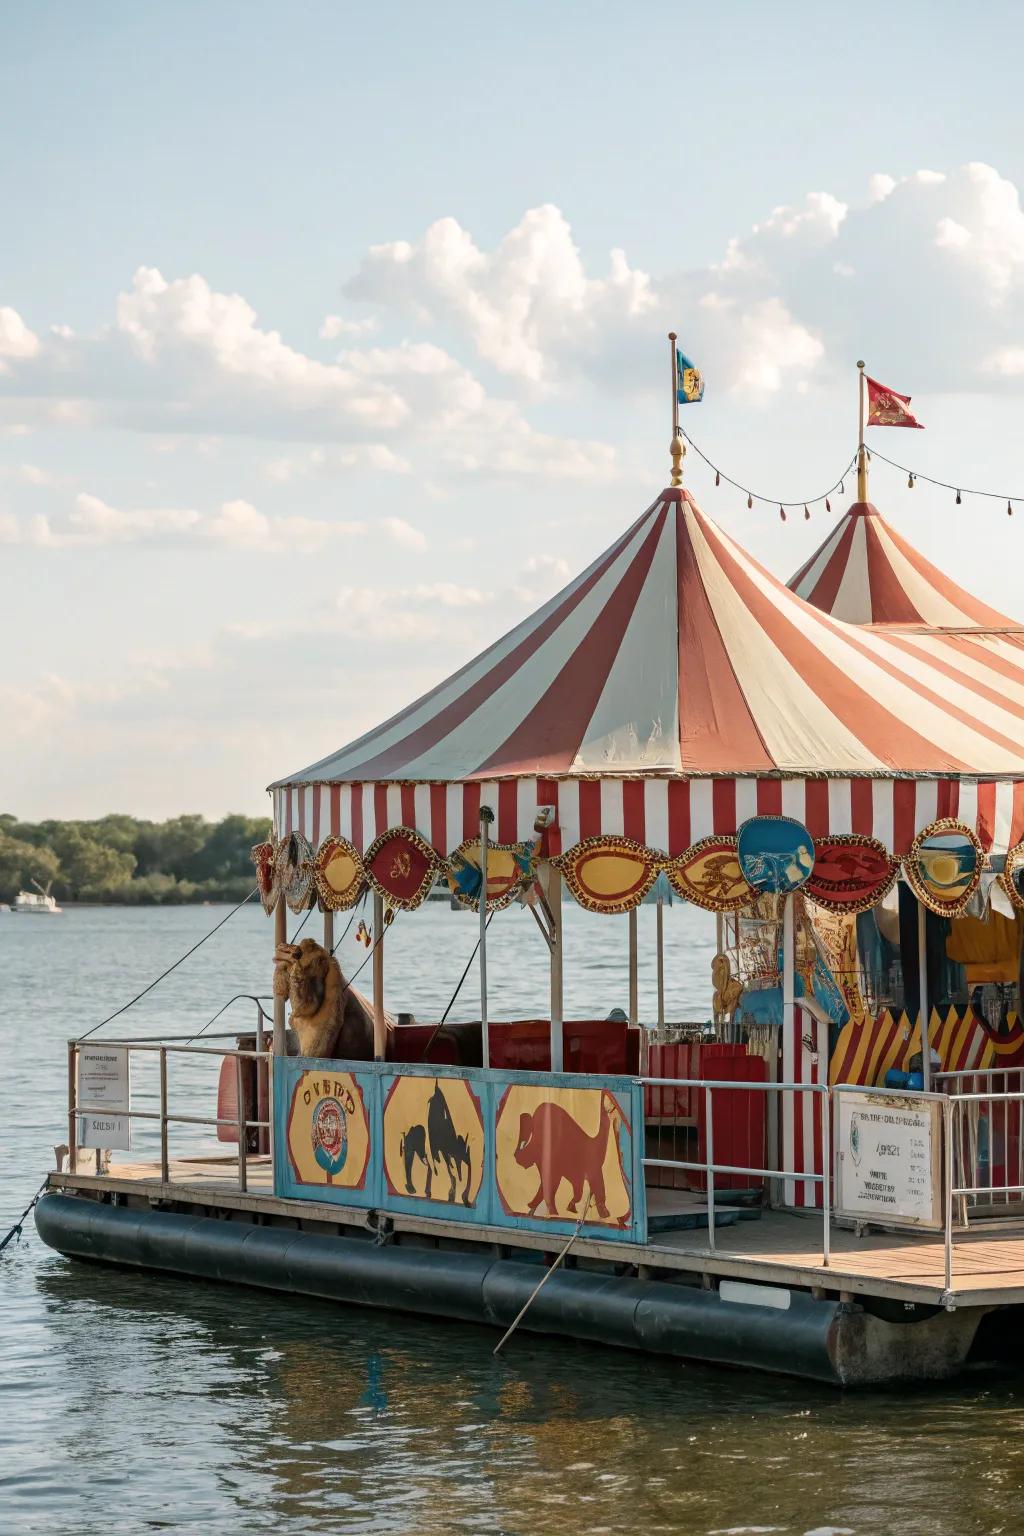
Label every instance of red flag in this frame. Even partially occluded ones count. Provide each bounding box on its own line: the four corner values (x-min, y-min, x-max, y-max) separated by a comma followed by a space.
866, 375, 924, 429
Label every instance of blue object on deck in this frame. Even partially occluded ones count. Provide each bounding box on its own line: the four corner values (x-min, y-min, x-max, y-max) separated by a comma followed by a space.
884, 1069, 910, 1089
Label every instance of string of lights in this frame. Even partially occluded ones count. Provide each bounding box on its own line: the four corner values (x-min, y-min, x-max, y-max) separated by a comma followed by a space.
681, 430, 1024, 521
865, 445, 1020, 516
680, 430, 858, 521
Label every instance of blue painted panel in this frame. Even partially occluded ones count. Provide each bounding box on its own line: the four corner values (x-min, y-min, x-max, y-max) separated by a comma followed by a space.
272, 1058, 648, 1244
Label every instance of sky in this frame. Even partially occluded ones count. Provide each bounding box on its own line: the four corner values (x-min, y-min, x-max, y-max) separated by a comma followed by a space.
4, 0, 1024, 821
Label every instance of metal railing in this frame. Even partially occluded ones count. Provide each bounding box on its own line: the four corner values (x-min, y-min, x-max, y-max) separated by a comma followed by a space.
640, 1076, 831, 1266
67, 1039, 272, 1194
937, 1068, 1024, 1221
944, 1087, 1024, 1293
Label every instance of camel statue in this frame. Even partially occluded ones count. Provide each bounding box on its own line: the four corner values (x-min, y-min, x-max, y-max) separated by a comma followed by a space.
273, 938, 393, 1060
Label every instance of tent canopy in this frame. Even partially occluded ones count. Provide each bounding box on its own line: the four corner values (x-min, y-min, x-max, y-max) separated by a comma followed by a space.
272, 488, 1024, 859
788, 500, 1022, 630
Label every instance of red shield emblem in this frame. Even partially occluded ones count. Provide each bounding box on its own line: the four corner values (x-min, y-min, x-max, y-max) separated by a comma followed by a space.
364, 826, 438, 910
805, 835, 899, 913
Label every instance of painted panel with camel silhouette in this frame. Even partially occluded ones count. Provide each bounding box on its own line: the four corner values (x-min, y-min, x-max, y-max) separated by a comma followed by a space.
273, 1058, 646, 1242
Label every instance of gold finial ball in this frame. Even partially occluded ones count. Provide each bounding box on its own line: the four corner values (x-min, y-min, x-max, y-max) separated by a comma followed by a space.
670, 432, 685, 488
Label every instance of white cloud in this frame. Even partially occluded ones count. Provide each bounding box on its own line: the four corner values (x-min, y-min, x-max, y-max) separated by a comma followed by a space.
0, 493, 369, 552
265, 442, 410, 483
320, 313, 377, 339
339, 164, 1024, 400
71, 492, 201, 543
348, 204, 655, 384
205, 498, 366, 554
381, 514, 427, 550
410, 581, 488, 607
0, 307, 39, 370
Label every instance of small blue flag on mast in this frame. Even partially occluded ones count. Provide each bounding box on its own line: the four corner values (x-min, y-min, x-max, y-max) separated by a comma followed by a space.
676, 348, 704, 403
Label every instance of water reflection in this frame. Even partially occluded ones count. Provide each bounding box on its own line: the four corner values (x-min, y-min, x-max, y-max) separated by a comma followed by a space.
5, 906, 1024, 1534
20, 1261, 1024, 1535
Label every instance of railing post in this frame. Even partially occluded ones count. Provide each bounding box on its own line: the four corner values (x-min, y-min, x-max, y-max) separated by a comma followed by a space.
821, 1085, 831, 1268
705, 1084, 716, 1253
944, 1097, 954, 1296
67, 1040, 77, 1175
159, 1047, 169, 1183
235, 1054, 248, 1193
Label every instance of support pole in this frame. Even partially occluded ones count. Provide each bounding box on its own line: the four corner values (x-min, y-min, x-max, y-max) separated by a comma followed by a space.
373, 891, 387, 1062
548, 863, 564, 1071
656, 897, 665, 1028
323, 907, 334, 954
668, 331, 684, 487
67, 1040, 77, 1176
857, 359, 868, 502
273, 897, 287, 1056
918, 899, 931, 1091
773, 893, 795, 1208
479, 805, 493, 1068
628, 906, 639, 1026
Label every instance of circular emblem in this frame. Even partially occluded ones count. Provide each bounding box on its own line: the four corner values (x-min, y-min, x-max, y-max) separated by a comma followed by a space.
312, 1097, 348, 1175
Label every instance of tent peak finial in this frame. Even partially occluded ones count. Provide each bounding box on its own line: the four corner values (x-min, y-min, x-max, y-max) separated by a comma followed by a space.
670, 432, 685, 488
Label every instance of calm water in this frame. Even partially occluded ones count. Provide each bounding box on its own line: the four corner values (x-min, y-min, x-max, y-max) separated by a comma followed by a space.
2, 902, 1023, 1535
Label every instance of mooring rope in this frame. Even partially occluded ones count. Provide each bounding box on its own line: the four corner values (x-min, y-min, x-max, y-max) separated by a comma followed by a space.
0, 1180, 49, 1256
75, 888, 259, 1043
419, 909, 495, 1061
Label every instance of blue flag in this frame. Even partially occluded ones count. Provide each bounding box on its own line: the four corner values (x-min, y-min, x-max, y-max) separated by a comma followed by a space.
676, 348, 704, 404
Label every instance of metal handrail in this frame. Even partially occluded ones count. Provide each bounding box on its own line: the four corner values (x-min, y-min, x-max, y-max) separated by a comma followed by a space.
68, 1039, 272, 1194
639, 1076, 831, 1267
942, 1086, 1024, 1294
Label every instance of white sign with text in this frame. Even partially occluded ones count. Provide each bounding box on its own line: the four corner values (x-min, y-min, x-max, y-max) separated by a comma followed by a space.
835, 1091, 941, 1230
77, 1044, 131, 1151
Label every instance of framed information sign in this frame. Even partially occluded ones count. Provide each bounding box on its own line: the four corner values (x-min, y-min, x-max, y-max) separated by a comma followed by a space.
835, 1090, 942, 1231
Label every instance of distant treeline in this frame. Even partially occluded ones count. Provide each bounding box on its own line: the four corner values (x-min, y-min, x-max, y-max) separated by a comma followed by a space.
0, 813, 271, 905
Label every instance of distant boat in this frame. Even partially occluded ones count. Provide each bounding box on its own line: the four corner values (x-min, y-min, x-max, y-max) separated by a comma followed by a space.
14, 880, 62, 914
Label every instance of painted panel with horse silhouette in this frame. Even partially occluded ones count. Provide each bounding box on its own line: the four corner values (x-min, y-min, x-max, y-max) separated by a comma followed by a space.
381, 1066, 487, 1221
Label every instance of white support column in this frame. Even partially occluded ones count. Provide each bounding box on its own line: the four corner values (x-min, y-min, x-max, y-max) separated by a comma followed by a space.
548, 863, 564, 1071
773, 893, 795, 1209
628, 907, 639, 1027
656, 897, 665, 1028
479, 806, 493, 1068
918, 899, 931, 1092
373, 891, 387, 1062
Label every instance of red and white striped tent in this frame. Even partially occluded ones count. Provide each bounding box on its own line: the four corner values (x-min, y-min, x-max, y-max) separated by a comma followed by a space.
272, 487, 1024, 865
788, 499, 1022, 630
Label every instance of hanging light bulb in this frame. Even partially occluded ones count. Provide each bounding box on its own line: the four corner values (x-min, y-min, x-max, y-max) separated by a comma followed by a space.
956, 489, 962, 505
715, 470, 720, 487
1009, 501, 1014, 517
840, 479, 845, 495
825, 497, 831, 512
747, 493, 753, 509
804, 505, 810, 520
779, 505, 787, 522
908, 473, 915, 489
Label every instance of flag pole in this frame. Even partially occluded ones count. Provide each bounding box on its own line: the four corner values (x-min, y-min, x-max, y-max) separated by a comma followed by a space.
669, 331, 684, 487
857, 358, 868, 502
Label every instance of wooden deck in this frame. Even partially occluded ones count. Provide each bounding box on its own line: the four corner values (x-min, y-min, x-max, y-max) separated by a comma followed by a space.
48, 1156, 1024, 1311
